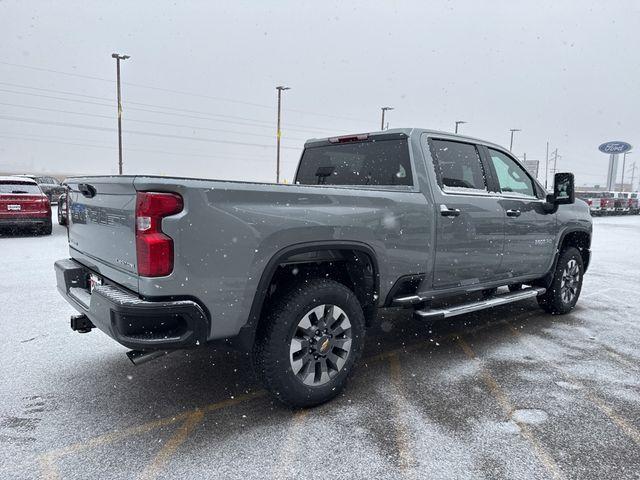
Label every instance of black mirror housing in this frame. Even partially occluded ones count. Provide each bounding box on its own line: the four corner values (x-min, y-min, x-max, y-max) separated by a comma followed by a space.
553, 172, 575, 205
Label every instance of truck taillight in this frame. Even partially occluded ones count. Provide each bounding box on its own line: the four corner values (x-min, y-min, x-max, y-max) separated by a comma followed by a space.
135, 192, 183, 277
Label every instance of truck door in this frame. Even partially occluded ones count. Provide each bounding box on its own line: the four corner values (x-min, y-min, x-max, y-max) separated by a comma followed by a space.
483, 147, 556, 277
424, 137, 504, 289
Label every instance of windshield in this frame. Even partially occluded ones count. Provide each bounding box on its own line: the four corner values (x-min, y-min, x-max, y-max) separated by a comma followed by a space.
0, 182, 41, 194
295, 139, 412, 186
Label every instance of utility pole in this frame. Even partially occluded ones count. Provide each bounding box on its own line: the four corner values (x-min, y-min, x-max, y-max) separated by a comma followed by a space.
454, 120, 466, 134
551, 148, 559, 176
509, 128, 521, 152
629, 162, 637, 191
380, 107, 393, 130
111, 53, 130, 175
620, 151, 632, 191
545, 141, 550, 189
275, 86, 290, 183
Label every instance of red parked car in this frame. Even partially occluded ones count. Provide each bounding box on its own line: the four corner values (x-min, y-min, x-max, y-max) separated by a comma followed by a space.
0, 176, 52, 235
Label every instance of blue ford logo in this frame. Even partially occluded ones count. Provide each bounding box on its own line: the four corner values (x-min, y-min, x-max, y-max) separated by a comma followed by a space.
598, 141, 632, 154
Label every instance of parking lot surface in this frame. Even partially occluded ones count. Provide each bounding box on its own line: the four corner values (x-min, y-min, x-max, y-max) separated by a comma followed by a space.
1, 211, 639, 479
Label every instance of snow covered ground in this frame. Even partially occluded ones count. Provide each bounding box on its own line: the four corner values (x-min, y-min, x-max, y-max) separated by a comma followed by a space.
1, 210, 639, 479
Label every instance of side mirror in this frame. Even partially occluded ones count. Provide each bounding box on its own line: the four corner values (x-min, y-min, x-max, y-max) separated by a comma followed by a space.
553, 172, 575, 205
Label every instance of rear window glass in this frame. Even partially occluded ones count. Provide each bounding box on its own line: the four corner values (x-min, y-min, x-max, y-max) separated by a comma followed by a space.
0, 182, 41, 194
295, 139, 413, 186
429, 139, 487, 191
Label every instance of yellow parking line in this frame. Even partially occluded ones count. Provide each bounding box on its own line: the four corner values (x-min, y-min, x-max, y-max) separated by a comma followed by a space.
388, 352, 414, 474
505, 321, 640, 447
584, 394, 640, 445
39, 390, 265, 479
275, 409, 310, 478
456, 337, 565, 480
598, 345, 639, 371
38, 308, 538, 479
139, 409, 205, 480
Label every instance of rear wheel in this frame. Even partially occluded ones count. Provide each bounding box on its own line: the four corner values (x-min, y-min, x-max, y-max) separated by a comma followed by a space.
538, 247, 583, 314
253, 278, 365, 408
40, 220, 52, 235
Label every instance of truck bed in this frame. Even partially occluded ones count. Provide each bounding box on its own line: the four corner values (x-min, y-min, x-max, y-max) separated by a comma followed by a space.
64, 175, 431, 340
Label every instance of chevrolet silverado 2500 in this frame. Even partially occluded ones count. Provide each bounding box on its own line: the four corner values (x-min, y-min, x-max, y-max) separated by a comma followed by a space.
55, 129, 592, 407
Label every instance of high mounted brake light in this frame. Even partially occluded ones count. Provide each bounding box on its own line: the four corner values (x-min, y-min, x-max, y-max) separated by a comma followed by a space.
135, 192, 183, 277
328, 133, 369, 144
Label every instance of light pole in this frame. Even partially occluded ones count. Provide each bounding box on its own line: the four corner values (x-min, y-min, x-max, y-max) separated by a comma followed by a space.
454, 120, 466, 134
111, 53, 130, 175
509, 128, 521, 152
380, 107, 393, 130
620, 151, 632, 191
275, 86, 290, 183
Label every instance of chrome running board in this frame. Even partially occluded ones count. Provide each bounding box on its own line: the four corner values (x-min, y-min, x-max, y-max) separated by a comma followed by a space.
414, 287, 546, 320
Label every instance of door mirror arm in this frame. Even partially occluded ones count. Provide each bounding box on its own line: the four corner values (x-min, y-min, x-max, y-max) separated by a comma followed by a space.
543, 194, 558, 214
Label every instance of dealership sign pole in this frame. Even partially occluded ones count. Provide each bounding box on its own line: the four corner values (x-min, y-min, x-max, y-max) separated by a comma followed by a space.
599, 141, 632, 190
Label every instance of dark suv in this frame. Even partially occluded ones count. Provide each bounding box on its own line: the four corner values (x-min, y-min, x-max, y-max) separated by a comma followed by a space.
17, 175, 65, 204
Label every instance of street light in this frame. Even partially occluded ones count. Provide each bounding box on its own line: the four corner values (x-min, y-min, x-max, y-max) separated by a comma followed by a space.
454, 120, 466, 134
380, 107, 394, 130
509, 128, 521, 152
621, 151, 632, 191
111, 53, 130, 175
275, 86, 290, 184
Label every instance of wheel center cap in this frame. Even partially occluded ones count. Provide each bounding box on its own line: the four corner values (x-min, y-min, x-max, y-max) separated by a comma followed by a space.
317, 336, 331, 354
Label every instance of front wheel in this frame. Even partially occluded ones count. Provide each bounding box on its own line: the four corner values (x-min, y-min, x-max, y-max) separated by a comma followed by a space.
58, 207, 67, 226
253, 279, 366, 408
538, 247, 583, 314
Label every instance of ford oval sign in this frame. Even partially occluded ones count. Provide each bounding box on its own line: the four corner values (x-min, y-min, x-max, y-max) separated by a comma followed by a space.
598, 141, 632, 154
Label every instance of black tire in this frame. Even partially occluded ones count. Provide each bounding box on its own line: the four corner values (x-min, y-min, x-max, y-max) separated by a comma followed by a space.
537, 246, 583, 314
58, 208, 67, 226
253, 278, 366, 408
38, 221, 52, 236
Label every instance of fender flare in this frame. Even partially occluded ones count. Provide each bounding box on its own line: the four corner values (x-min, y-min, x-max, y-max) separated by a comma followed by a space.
540, 226, 592, 288
234, 240, 380, 351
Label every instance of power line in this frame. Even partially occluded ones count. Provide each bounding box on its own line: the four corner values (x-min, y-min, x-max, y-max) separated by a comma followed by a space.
0, 133, 299, 164
0, 86, 342, 134
0, 114, 301, 150
0, 131, 275, 160
0, 102, 308, 142
0, 60, 369, 123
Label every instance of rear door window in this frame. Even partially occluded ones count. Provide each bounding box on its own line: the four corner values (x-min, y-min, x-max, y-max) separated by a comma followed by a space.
295, 138, 412, 186
428, 139, 487, 192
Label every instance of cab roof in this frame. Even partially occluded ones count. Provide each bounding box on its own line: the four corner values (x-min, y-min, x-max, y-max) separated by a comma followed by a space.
304, 128, 509, 152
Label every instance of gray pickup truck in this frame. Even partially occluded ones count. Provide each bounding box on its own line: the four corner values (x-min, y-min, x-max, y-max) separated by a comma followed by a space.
55, 129, 592, 407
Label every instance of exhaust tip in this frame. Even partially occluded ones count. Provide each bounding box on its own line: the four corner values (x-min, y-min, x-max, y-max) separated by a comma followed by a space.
126, 350, 169, 366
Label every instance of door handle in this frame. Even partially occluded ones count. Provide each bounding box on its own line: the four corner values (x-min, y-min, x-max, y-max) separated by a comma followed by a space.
506, 209, 521, 217
440, 204, 461, 217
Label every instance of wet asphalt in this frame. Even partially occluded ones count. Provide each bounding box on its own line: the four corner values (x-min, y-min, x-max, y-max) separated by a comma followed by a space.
0, 210, 639, 479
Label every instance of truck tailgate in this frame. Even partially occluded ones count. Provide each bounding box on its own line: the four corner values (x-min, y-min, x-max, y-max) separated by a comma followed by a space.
66, 177, 139, 292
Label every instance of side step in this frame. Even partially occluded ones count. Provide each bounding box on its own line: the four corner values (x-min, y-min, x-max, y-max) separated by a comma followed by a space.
414, 287, 546, 320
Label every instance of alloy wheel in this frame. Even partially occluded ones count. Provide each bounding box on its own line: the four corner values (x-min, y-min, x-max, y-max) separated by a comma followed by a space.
560, 258, 580, 304
289, 304, 353, 386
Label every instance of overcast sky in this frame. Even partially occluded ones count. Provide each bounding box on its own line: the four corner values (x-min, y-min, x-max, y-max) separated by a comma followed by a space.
1, 1, 639, 187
